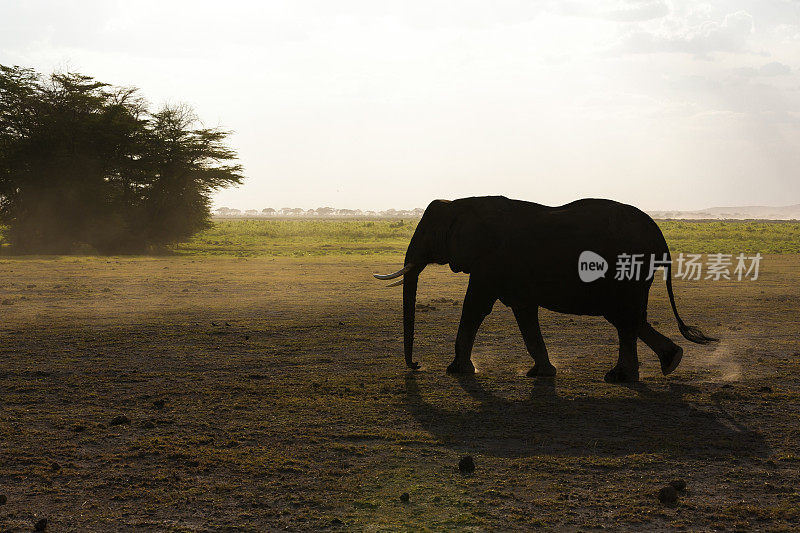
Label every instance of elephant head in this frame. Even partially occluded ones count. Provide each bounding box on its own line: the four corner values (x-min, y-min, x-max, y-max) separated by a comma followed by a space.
373, 198, 497, 369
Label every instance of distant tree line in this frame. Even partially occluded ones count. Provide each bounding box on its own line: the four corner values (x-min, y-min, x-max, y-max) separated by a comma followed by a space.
214, 207, 425, 218
0, 65, 242, 253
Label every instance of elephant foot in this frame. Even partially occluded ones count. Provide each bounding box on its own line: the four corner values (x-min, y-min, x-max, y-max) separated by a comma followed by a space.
659, 345, 683, 376
604, 365, 639, 384
526, 363, 556, 377
446, 359, 475, 375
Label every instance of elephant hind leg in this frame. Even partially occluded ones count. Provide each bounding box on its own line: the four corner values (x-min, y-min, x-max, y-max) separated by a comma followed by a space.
639, 322, 683, 375
513, 306, 556, 377
604, 287, 650, 383
604, 314, 641, 383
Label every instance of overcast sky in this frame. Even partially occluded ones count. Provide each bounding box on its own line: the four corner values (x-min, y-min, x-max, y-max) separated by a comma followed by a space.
2, 0, 799, 210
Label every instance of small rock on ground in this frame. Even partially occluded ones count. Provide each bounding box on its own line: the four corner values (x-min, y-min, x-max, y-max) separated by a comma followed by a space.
458, 455, 475, 474
109, 415, 130, 426
658, 486, 678, 507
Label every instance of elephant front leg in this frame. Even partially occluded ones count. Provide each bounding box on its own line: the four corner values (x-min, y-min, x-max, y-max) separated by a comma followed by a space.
605, 323, 640, 383
513, 306, 556, 377
447, 279, 495, 374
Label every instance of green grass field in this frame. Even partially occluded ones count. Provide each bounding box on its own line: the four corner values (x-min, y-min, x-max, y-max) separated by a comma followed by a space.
4, 219, 800, 256
176, 219, 800, 257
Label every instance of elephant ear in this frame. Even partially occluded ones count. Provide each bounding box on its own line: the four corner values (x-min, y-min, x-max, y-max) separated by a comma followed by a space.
446, 208, 497, 274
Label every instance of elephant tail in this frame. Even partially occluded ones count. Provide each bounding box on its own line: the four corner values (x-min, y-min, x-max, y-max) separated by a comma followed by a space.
664, 258, 718, 344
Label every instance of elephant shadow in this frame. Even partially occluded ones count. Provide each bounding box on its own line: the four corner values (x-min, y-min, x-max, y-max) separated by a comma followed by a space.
402, 372, 768, 458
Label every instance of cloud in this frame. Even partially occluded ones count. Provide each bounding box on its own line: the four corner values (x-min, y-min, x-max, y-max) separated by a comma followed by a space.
774, 23, 800, 42
759, 61, 792, 76
603, 0, 669, 22
555, 0, 669, 22
616, 10, 755, 56
733, 61, 792, 78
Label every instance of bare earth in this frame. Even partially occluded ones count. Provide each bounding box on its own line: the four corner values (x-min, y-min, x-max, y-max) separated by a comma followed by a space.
1, 255, 799, 531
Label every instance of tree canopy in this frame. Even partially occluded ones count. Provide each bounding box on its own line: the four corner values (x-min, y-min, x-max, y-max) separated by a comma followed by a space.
0, 65, 243, 253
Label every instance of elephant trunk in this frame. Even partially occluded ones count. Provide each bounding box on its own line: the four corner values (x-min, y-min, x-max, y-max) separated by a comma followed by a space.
402, 270, 420, 370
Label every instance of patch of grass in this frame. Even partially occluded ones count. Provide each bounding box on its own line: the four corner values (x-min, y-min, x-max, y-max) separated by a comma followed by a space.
176, 219, 417, 257
173, 219, 800, 257
127, 435, 292, 474
658, 220, 800, 254
722, 502, 800, 521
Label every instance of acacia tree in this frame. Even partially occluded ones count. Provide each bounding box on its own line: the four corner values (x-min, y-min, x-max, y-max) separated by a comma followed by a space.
0, 65, 243, 253
137, 104, 243, 245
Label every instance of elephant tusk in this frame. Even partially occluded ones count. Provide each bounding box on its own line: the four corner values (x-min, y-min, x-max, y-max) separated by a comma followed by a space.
385, 278, 403, 287
373, 264, 414, 280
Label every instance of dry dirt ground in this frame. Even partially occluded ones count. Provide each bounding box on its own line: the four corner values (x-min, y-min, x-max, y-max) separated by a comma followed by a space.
0, 255, 799, 531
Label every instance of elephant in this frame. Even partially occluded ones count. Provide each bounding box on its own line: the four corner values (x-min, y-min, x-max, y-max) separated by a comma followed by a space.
374, 196, 717, 383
